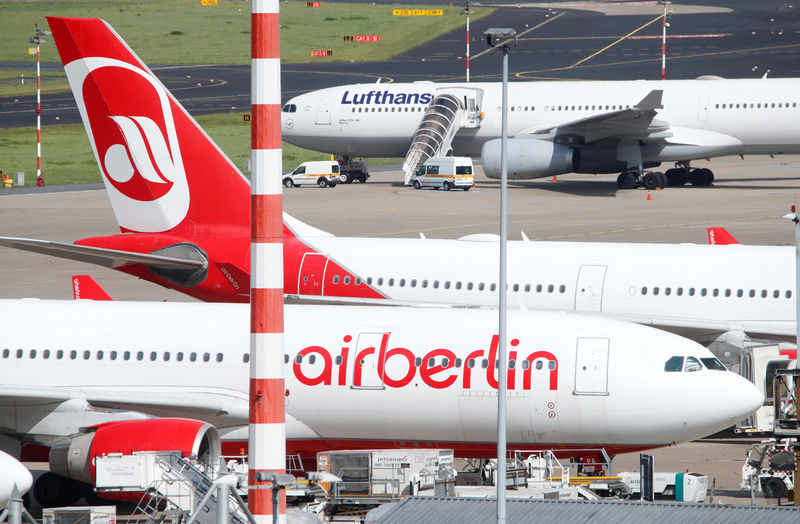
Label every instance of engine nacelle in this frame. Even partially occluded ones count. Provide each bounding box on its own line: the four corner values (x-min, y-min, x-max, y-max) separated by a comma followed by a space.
49, 418, 221, 485
481, 137, 577, 179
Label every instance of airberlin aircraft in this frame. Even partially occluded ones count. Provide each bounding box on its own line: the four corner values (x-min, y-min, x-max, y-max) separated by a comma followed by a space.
0, 298, 761, 505
0, 17, 794, 364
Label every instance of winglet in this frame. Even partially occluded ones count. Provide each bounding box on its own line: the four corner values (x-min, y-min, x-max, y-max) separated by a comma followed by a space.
72, 275, 113, 300
707, 227, 739, 245
635, 90, 663, 111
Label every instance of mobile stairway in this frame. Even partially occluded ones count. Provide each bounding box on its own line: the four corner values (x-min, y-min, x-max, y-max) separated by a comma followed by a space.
401, 87, 483, 185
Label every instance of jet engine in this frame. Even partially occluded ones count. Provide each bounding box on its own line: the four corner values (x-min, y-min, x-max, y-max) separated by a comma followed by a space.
481, 137, 577, 179
49, 418, 221, 485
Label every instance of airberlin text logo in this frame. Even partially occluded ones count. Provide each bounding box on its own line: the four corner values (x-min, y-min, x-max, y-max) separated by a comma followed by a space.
291, 333, 558, 391
65, 57, 190, 232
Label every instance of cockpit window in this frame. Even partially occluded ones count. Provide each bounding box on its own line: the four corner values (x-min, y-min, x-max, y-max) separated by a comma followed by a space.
701, 357, 726, 371
282, 104, 297, 113
684, 356, 702, 372
664, 356, 683, 372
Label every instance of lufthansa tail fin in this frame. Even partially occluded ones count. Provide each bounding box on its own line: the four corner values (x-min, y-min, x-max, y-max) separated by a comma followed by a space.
47, 17, 251, 236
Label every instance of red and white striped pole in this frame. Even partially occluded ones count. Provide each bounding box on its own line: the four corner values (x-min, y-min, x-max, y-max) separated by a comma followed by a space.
249, 0, 286, 523
465, 0, 471, 82
35, 24, 44, 186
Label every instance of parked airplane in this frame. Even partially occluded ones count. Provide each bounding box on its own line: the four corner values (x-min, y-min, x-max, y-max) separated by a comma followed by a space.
0, 16, 793, 366
0, 297, 762, 504
0, 451, 32, 509
280, 78, 800, 188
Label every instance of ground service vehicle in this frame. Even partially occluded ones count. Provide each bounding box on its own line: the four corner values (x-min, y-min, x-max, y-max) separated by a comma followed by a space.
335, 156, 370, 183
283, 161, 339, 188
412, 157, 474, 191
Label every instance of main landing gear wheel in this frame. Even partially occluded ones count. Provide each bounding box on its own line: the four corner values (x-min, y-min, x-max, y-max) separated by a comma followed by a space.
616, 171, 637, 189
642, 172, 667, 190
689, 168, 714, 186
665, 167, 689, 186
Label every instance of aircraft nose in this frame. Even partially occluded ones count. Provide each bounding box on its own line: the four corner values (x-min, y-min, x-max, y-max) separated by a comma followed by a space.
726, 375, 764, 421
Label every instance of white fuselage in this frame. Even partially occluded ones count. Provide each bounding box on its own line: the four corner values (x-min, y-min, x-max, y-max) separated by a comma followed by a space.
0, 299, 761, 454
287, 218, 796, 342
281, 78, 800, 158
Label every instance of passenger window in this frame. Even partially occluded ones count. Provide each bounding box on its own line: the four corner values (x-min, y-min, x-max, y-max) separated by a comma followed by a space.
284, 354, 290, 364
377, 278, 384, 286
164, 352, 170, 361
490, 283, 497, 291
295, 355, 302, 364
367, 277, 373, 285
433, 280, 440, 289
309, 354, 316, 364
664, 356, 683, 372
513, 284, 519, 292
150, 351, 157, 361
788, 290, 793, 299
216, 353, 223, 363
685, 357, 702, 372
761, 290, 768, 298
467, 282, 474, 290
422, 280, 428, 288
332, 275, 340, 284
536, 361, 544, 370
70, 350, 77, 360
124, 351, 131, 360
665, 287, 671, 296
774, 290, 780, 298
110, 351, 117, 360
455, 358, 462, 368
479, 283, 485, 291
737, 289, 743, 297
388, 278, 394, 286
536, 284, 543, 292
559, 285, 566, 293
468, 359, 475, 368
203, 353, 210, 362
688, 288, 695, 296
442, 358, 450, 367
509, 360, 516, 369
481, 359, 489, 369
653, 287, 660, 296
411, 279, 417, 287
415, 357, 422, 367
97, 350, 104, 360
549, 361, 556, 370
243, 353, 250, 363
677, 288, 683, 296
84, 351, 91, 360
43, 349, 50, 359
2, 349, 8, 358
15, 349, 22, 359
547, 284, 554, 293
456, 282, 462, 290
525, 284, 531, 292
335, 355, 342, 365
344, 276, 351, 285
30, 349, 37, 359
190, 352, 197, 362
712, 288, 719, 297
177, 352, 184, 362
701, 358, 726, 370
399, 279, 406, 287
724, 289, 731, 297
57, 350, 64, 359
641, 287, 648, 295
522, 360, 530, 370
444, 281, 451, 289
700, 288, 707, 296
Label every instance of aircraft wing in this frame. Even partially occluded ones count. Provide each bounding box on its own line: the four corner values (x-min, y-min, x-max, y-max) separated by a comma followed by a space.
0, 385, 248, 423
598, 312, 795, 341
520, 89, 670, 144
0, 237, 205, 270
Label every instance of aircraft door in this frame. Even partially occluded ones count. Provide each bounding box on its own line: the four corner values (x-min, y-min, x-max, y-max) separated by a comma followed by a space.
298, 253, 328, 295
698, 96, 710, 121
574, 265, 607, 312
574, 337, 609, 395
351, 332, 387, 389
316, 97, 333, 125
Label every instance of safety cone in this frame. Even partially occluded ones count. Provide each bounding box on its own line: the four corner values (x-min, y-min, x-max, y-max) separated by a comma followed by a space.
646, 191, 652, 201
551, 175, 557, 182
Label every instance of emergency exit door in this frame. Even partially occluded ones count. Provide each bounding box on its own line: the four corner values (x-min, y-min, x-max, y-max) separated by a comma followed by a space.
574, 265, 607, 312
298, 253, 328, 295
574, 337, 609, 395
351, 332, 387, 389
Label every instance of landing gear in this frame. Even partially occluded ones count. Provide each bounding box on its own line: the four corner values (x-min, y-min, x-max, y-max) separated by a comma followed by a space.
616, 162, 714, 189
642, 172, 666, 190
689, 167, 714, 186
616, 170, 637, 189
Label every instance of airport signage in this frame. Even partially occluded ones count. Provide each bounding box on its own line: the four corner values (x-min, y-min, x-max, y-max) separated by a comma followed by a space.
242, 114, 251, 122
393, 9, 443, 16
311, 50, 333, 57
200, 0, 217, 5
343, 35, 381, 42
306, 1, 321, 6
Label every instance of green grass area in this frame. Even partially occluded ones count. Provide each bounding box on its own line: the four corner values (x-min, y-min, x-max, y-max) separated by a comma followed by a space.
1, 1, 492, 65
0, 69, 69, 98
0, 113, 399, 186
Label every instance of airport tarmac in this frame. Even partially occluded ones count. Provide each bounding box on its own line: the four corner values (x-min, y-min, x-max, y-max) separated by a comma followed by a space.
1, 156, 799, 504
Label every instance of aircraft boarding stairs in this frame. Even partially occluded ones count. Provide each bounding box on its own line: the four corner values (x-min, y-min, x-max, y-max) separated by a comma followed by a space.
125, 452, 249, 524
401, 87, 483, 185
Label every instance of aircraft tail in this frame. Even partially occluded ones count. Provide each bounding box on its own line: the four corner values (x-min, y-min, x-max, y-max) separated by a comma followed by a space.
72, 275, 113, 301
707, 227, 739, 245
47, 17, 251, 236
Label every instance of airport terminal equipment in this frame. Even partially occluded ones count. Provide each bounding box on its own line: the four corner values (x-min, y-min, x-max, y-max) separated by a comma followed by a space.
401, 87, 483, 185
334, 156, 369, 183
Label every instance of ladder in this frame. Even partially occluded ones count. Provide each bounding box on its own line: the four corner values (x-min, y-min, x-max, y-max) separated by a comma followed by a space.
401, 87, 483, 185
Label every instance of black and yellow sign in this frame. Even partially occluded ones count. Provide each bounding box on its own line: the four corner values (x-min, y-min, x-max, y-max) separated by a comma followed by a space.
392, 9, 442, 16
306, 1, 321, 7
242, 114, 251, 122
311, 49, 333, 57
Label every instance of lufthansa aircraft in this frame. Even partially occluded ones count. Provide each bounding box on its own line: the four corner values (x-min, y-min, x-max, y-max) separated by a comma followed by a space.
280, 78, 800, 188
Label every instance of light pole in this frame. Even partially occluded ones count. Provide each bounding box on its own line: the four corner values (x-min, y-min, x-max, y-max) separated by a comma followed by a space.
658, 0, 671, 80
782, 206, 800, 368
460, 2, 481, 82
484, 26, 517, 524
30, 24, 50, 187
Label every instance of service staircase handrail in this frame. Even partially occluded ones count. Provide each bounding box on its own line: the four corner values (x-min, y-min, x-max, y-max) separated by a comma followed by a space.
402, 94, 464, 185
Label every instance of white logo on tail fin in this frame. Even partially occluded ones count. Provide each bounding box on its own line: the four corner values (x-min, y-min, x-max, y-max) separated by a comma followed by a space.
65, 57, 190, 233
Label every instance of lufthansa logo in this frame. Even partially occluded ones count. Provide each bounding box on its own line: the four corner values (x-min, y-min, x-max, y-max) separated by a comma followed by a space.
285, 119, 294, 129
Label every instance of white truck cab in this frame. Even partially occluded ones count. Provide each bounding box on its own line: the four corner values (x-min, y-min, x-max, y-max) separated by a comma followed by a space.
412, 157, 474, 191
283, 161, 339, 188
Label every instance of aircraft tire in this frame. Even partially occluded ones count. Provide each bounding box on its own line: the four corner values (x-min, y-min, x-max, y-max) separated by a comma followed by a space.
642, 173, 659, 190
689, 168, 713, 187
654, 172, 667, 188
616, 172, 636, 189
413, 180, 421, 189
665, 168, 688, 186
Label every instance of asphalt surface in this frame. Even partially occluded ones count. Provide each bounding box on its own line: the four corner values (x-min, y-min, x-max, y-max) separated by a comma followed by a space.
3, 1, 800, 127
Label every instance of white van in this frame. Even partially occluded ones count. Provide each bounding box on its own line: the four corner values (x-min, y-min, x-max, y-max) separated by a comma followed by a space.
283, 161, 339, 188
411, 157, 474, 191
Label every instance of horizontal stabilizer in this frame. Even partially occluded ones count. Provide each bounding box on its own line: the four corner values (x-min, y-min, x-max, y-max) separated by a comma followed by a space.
0, 237, 205, 270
